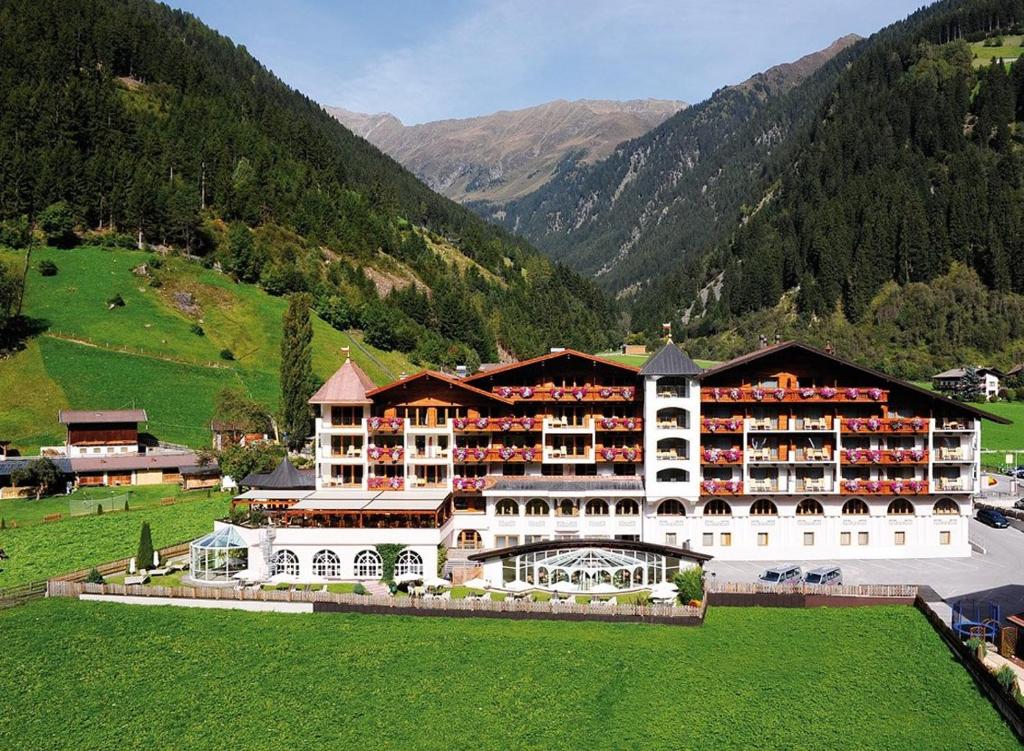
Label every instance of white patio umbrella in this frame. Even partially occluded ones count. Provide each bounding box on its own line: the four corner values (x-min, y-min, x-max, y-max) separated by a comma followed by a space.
268, 573, 297, 584
649, 582, 679, 600
587, 582, 618, 595
394, 572, 423, 584
504, 579, 532, 593
423, 576, 451, 589
460, 577, 490, 590
550, 581, 576, 594
231, 568, 254, 580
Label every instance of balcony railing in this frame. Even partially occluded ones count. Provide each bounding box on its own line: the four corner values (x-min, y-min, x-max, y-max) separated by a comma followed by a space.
700, 479, 744, 495
839, 479, 928, 495
595, 416, 643, 431
745, 479, 779, 493
840, 417, 928, 434
326, 446, 364, 459
407, 447, 450, 461
747, 448, 832, 462
368, 476, 404, 490
701, 448, 742, 465
453, 416, 539, 432
702, 386, 889, 403
701, 417, 742, 434
453, 446, 542, 463
490, 385, 637, 402
934, 447, 970, 462
935, 477, 969, 492
367, 417, 405, 434
840, 448, 927, 465
935, 419, 975, 431
366, 446, 403, 463
597, 446, 642, 462
655, 418, 688, 429
543, 417, 593, 431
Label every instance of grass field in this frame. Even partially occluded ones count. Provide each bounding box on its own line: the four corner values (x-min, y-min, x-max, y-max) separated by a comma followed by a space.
0, 492, 229, 587
0, 601, 1016, 750
971, 35, 1023, 66
598, 351, 720, 369
0, 246, 415, 452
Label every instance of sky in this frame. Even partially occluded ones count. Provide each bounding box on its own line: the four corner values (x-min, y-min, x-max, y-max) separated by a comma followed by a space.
170, 0, 927, 125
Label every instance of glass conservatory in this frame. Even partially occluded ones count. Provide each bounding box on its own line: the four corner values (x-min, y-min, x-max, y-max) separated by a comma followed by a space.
502, 546, 684, 592
190, 527, 249, 581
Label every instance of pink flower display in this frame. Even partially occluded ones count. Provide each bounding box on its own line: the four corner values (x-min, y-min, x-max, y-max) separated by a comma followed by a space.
572, 387, 586, 401
869, 449, 882, 463
911, 417, 925, 432
868, 388, 883, 401
368, 446, 381, 460
369, 416, 382, 430
847, 418, 863, 432
729, 387, 742, 401
388, 418, 402, 431
865, 480, 881, 493
773, 387, 787, 401
726, 479, 741, 494
453, 417, 469, 430
389, 476, 402, 489
843, 479, 861, 492
625, 418, 638, 431
472, 447, 485, 461
702, 479, 720, 493
621, 387, 634, 400
476, 417, 490, 430
908, 479, 924, 493
726, 419, 739, 431
891, 448, 905, 462
799, 387, 815, 399
711, 387, 722, 401
845, 388, 861, 400
705, 419, 718, 433
910, 448, 925, 462
889, 418, 903, 432
453, 447, 467, 462
498, 386, 513, 399
625, 447, 638, 461
500, 446, 516, 461
602, 417, 616, 430
500, 419, 513, 432
521, 417, 534, 430
867, 417, 882, 432
599, 387, 613, 399
752, 388, 765, 402
819, 386, 836, 399
522, 448, 536, 462
725, 448, 741, 463
520, 386, 534, 399
890, 480, 904, 495
551, 387, 564, 400
703, 448, 721, 463
601, 447, 616, 461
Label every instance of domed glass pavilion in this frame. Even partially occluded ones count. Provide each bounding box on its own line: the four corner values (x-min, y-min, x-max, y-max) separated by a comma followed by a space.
190, 526, 249, 581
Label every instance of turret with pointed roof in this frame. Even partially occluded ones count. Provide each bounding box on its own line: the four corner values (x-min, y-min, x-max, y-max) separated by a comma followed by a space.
639, 341, 701, 377
241, 457, 314, 490
308, 350, 375, 405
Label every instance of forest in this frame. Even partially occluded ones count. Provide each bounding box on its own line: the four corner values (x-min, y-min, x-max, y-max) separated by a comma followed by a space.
0, 0, 620, 364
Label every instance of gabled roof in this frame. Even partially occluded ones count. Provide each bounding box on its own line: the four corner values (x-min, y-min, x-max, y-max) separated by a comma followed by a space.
933, 367, 1004, 379
639, 342, 701, 376
463, 348, 639, 383
241, 457, 314, 490
308, 358, 376, 404
366, 370, 513, 403
59, 409, 148, 424
700, 341, 1010, 424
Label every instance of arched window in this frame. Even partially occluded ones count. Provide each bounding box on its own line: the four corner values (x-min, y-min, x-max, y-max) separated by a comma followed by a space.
269, 549, 299, 577
656, 437, 689, 459
657, 499, 686, 516
457, 530, 482, 549
656, 468, 689, 483
312, 549, 341, 578
750, 499, 778, 516
585, 498, 608, 515
353, 549, 383, 579
842, 498, 869, 515
795, 498, 824, 516
933, 498, 960, 516
615, 498, 639, 515
496, 498, 519, 516
525, 498, 549, 516
887, 498, 915, 516
703, 499, 732, 516
395, 549, 424, 577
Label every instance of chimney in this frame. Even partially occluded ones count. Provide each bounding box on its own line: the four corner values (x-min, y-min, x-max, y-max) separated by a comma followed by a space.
662, 322, 672, 342
825, 340, 835, 356
398, 372, 407, 380
455, 365, 468, 378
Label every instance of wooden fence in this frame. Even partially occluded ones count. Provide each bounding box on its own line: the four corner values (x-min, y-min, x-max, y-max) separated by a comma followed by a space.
50, 542, 191, 583
0, 580, 48, 609
47, 580, 707, 625
706, 582, 918, 608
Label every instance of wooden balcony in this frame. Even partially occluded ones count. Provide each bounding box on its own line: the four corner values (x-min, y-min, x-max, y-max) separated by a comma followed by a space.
453, 446, 542, 463
366, 446, 403, 463
596, 446, 642, 463
368, 416, 405, 434
701, 448, 742, 465
839, 479, 928, 495
700, 417, 742, 434
700, 479, 743, 496
595, 416, 643, 431
746, 447, 832, 462
701, 386, 889, 403
840, 417, 928, 434
489, 385, 637, 402
840, 448, 927, 465
368, 476, 404, 490
452, 476, 496, 493
453, 416, 539, 432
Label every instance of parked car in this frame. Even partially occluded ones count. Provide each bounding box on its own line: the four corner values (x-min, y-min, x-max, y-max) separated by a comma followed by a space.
1013, 498, 1024, 511
759, 565, 802, 584
977, 508, 1010, 528
804, 566, 843, 586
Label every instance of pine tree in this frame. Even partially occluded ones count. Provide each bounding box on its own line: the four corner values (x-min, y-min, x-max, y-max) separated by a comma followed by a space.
280, 292, 314, 451
136, 521, 155, 571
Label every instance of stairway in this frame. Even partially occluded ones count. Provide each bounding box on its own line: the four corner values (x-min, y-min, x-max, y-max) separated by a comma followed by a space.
364, 580, 391, 596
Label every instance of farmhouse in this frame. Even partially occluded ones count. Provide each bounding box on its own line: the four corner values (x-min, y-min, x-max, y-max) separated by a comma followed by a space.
931, 367, 1004, 400
198, 342, 1008, 589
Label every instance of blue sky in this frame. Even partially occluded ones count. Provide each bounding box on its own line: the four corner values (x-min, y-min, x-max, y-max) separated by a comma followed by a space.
171, 0, 927, 124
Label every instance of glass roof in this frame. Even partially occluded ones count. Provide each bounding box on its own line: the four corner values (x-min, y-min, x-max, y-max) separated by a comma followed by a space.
191, 526, 247, 550
535, 547, 647, 570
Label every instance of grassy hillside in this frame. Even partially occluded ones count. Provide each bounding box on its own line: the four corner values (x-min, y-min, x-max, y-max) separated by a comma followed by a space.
971, 35, 1023, 66
0, 246, 415, 451
0, 602, 1016, 750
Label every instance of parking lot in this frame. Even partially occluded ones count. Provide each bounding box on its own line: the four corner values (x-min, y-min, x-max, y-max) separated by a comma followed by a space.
706, 518, 1024, 619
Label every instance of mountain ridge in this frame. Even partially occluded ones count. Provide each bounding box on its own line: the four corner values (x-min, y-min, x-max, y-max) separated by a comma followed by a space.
327, 98, 685, 204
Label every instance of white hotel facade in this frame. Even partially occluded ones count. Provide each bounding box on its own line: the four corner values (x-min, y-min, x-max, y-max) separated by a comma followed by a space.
198, 341, 1003, 590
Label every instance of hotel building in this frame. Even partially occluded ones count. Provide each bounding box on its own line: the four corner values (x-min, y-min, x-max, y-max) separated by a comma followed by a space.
201, 341, 1006, 591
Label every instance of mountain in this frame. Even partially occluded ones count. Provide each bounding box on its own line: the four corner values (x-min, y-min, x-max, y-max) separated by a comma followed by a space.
327, 98, 685, 204
0, 0, 621, 367
481, 35, 862, 295
667, 0, 1024, 379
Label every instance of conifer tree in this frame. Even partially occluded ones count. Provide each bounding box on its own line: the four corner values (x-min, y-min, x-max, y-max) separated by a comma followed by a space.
280, 292, 314, 451
136, 521, 155, 571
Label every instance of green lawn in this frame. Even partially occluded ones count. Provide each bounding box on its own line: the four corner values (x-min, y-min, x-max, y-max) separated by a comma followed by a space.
970, 400, 1024, 452
0, 601, 1016, 750
0, 246, 415, 452
598, 351, 720, 369
971, 35, 1023, 66
0, 493, 229, 587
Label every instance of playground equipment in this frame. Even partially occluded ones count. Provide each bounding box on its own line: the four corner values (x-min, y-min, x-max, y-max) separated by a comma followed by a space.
952, 599, 1001, 641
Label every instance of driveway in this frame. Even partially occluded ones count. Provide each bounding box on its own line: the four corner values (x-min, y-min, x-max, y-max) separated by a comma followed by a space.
705, 519, 1024, 621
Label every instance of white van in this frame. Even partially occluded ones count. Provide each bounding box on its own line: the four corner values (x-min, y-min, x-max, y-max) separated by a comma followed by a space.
759, 565, 802, 584
804, 566, 842, 586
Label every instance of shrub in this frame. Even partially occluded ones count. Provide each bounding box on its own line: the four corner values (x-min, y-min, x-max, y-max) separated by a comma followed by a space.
674, 566, 705, 603
634, 591, 651, 607
37, 259, 58, 276
136, 521, 155, 570
190, 323, 205, 336
38, 200, 77, 247
352, 583, 367, 596
0, 215, 31, 248
219, 348, 235, 360
85, 568, 105, 584
106, 293, 125, 308
96, 504, 103, 515
995, 665, 1018, 693
437, 544, 447, 576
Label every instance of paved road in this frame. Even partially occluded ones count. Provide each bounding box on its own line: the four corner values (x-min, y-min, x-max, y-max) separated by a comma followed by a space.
706, 518, 1024, 620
